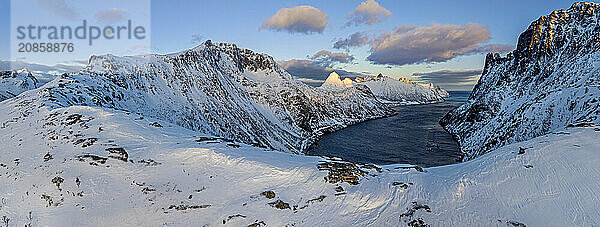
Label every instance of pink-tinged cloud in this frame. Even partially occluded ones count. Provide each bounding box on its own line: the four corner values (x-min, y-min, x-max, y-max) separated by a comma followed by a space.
368, 23, 513, 66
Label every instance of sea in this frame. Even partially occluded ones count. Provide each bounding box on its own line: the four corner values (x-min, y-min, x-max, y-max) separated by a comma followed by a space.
307, 91, 470, 167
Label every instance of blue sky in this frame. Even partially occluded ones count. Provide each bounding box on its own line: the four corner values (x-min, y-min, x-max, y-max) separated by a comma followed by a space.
0, 0, 596, 90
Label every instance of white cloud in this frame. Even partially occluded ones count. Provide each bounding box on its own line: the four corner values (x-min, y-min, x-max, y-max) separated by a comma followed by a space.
261, 6, 329, 34
346, 0, 391, 26
311, 50, 354, 65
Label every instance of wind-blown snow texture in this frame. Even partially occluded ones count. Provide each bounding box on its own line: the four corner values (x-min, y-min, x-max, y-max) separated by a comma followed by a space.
7, 41, 392, 154
441, 2, 600, 160
0, 96, 598, 226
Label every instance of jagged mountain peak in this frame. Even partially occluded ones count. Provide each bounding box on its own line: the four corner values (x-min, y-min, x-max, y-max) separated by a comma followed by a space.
0, 68, 39, 101
442, 2, 600, 160
16, 67, 30, 74
84, 41, 294, 84
511, 2, 599, 61
321, 71, 350, 88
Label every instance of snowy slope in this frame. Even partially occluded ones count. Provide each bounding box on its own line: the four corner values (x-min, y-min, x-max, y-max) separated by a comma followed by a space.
1, 4, 599, 225
441, 2, 600, 160
8, 41, 392, 154
357, 75, 448, 104
0, 99, 598, 226
0, 68, 39, 102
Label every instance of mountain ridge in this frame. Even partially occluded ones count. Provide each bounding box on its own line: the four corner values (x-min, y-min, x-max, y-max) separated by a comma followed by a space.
441, 2, 600, 160
320, 72, 450, 104
0, 68, 39, 102
4, 40, 393, 154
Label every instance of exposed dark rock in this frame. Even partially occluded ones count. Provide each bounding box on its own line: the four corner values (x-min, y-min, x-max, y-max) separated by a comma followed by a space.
63, 114, 84, 126
105, 147, 128, 162
306, 195, 326, 204
138, 159, 161, 166
505, 220, 527, 227
227, 143, 241, 148
317, 161, 367, 185
566, 122, 595, 128
43, 152, 53, 162
168, 204, 211, 210
268, 200, 290, 209
149, 122, 162, 127
400, 202, 432, 225
74, 137, 97, 148
247, 220, 266, 227
141, 187, 155, 194
261, 190, 276, 199
76, 154, 108, 165
51, 176, 64, 189
393, 182, 410, 189
223, 214, 246, 224
407, 218, 429, 227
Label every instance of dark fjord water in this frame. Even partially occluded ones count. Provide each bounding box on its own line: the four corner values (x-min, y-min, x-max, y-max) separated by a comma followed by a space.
307, 91, 470, 167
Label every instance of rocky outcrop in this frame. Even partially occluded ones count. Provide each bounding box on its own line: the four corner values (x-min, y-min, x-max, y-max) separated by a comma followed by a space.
441, 2, 600, 160
0, 68, 38, 101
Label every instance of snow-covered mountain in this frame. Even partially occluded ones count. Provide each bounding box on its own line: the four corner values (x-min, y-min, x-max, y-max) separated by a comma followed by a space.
3, 40, 392, 154
421, 82, 450, 98
320, 72, 353, 88
1, 3, 599, 225
356, 74, 449, 104
1, 4, 599, 225
441, 2, 600, 160
0, 68, 39, 102
320, 72, 449, 104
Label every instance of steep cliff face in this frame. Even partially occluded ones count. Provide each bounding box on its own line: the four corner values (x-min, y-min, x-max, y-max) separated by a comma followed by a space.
441, 2, 600, 160
3, 41, 391, 154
